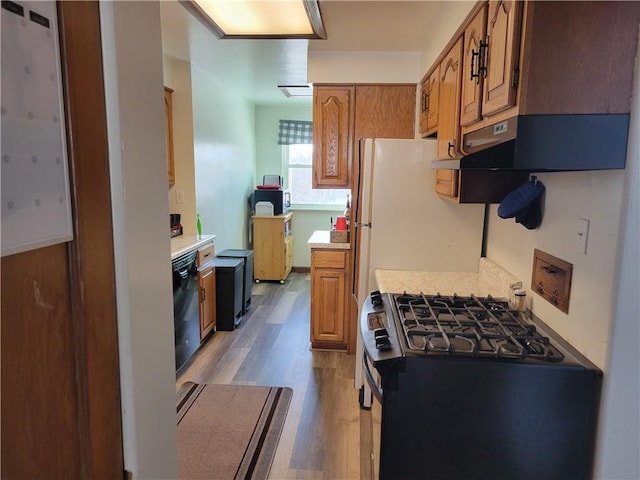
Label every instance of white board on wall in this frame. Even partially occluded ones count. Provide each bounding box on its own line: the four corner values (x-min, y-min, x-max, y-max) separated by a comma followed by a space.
1, 0, 73, 257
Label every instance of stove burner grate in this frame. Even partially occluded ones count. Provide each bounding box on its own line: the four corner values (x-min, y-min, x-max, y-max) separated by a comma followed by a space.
393, 292, 563, 362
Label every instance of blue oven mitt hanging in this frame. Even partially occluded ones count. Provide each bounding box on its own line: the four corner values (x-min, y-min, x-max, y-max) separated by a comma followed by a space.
497, 178, 545, 230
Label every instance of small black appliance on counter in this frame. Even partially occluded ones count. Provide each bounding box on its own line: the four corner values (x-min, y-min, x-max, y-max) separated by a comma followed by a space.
250, 174, 290, 215
253, 189, 290, 215
170, 213, 183, 237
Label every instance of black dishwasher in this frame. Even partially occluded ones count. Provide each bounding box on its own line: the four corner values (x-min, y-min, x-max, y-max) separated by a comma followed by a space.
172, 250, 199, 372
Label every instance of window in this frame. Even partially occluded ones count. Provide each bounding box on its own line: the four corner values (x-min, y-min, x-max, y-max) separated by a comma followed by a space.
283, 144, 350, 207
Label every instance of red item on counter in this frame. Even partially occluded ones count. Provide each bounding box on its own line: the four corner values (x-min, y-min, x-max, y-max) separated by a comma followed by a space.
335, 216, 348, 231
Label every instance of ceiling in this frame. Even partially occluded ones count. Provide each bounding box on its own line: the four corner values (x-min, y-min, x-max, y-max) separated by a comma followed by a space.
159, 1, 458, 106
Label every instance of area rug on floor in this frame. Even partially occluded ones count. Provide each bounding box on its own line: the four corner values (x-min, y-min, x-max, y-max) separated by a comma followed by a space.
177, 383, 292, 480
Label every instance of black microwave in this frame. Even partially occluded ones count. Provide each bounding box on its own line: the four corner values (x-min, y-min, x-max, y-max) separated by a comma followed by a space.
253, 189, 291, 215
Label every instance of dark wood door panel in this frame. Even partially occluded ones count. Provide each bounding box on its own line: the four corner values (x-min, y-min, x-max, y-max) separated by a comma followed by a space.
1, 2, 124, 478
58, 2, 124, 478
1, 245, 83, 478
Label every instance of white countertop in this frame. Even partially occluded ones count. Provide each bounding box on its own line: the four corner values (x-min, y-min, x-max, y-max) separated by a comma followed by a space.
307, 230, 350, 250
375, 258, 520, 300
171, 234, 216, 259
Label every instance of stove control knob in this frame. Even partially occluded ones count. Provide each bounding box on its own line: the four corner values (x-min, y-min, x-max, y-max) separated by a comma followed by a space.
370, 290, 383, 307
374, 328, 391, 351
375, 336, 391, 351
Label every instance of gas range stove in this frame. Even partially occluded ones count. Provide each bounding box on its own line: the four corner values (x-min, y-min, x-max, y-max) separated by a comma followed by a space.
391, 292, 564, 362
360, 290, 602, 480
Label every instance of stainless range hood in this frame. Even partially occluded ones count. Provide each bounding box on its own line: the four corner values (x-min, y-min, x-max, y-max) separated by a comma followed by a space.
431, 114, 630, 172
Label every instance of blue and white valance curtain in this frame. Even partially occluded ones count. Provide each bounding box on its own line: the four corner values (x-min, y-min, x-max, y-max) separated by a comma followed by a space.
277, 119, 313, 145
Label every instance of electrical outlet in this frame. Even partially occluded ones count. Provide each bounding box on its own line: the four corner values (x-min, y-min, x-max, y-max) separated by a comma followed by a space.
175, 189, 185, 204
577, 218, 589, 254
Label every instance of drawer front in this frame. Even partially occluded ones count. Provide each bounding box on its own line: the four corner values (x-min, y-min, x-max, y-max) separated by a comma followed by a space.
313, 250, 347, 269
197, 244, 215, 267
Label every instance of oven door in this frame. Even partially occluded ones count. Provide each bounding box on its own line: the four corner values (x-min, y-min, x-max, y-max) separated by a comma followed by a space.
363, 348, 382, 480
363, 347, 383, 404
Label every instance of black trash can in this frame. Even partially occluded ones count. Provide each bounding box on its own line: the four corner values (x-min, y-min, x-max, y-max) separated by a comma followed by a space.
213, 257, 243, 331
216, 249, 254, 315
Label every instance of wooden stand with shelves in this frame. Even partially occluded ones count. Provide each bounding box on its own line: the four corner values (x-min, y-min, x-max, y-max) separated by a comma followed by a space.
252, 212, 293, 283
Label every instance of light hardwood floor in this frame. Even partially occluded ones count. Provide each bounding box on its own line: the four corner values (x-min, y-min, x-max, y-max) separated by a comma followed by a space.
176, 272, 373, 480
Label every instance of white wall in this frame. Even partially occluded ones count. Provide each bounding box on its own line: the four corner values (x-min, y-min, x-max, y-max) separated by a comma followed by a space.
100, 2, 178, 478
191, 64, 256, 252
307, 2, 474, 86
595, 41, 640, 479
485, 169, 624, 369
289, 208, 344, 266
164, 57, 197, 235
308, 51, 420, 84
418, 1, 475, 74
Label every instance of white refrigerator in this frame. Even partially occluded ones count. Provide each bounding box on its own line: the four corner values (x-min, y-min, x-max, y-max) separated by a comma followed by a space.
353, 138, 486, 389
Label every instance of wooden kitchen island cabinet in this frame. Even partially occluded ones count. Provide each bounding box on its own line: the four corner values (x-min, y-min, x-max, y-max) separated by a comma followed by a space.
310, 248, 349, 351
252, 213, 293, 283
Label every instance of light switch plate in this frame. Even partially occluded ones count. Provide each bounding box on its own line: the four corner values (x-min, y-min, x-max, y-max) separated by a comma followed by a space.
175, 189, 185, 204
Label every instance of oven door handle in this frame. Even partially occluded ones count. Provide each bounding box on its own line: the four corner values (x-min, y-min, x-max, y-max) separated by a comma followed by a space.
363, 349, 383, 404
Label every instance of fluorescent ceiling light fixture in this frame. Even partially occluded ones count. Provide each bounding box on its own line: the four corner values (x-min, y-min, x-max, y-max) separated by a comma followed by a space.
278, 84, 313, 97
180, 0, 326, 39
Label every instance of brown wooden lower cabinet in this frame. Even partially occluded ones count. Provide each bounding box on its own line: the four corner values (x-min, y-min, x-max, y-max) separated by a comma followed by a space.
197, 243, 216, 340
310, 248, 350, 351
198, 265, 216, 339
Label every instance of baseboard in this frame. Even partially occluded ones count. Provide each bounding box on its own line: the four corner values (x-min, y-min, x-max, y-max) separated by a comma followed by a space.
291, 266, 311, 273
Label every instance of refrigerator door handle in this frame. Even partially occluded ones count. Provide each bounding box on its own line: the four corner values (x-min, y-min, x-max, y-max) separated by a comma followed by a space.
354, 222, 372, 228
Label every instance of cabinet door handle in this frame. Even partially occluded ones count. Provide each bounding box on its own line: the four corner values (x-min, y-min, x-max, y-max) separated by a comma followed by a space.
201, 287, 206, 302
479, 38, 488, 79
470, 48, 480, 82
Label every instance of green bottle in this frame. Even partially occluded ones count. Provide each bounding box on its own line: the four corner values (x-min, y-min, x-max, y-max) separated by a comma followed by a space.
196, 213, 202, 237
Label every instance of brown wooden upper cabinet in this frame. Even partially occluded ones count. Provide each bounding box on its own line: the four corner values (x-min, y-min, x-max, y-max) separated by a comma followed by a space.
436, 38, 463, 160
481, 0, 522, 118
312, 86, 355, 188
419, 68, 440, 137
460, 2, 521, 128
460, 4, 487, 127
420, 0, 640, 202
427, 69, 440, 133
434, 169, 459, 199
418, 79, 429, 135
164, 86, 175, 185
313, 84, 416, 191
